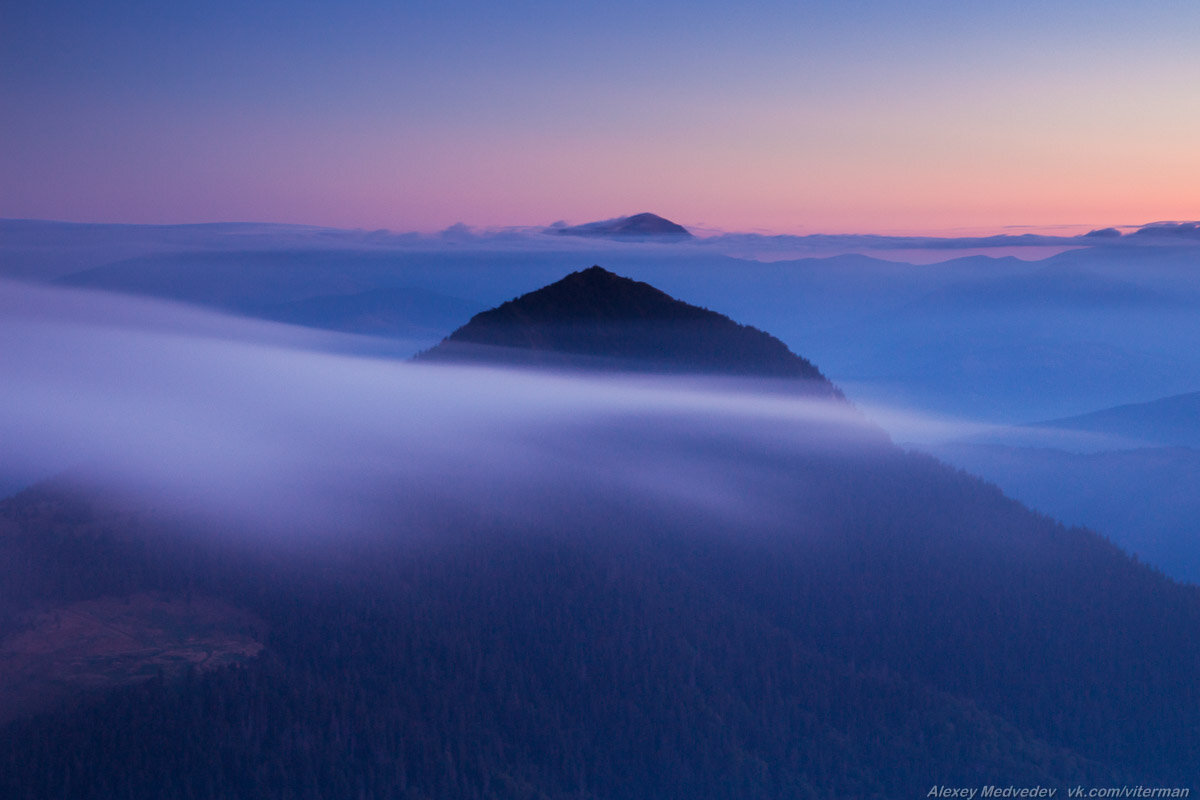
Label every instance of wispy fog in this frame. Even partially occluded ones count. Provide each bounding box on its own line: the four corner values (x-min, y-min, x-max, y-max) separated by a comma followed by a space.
857, 400, 1153, 453
0, 281, 893, 544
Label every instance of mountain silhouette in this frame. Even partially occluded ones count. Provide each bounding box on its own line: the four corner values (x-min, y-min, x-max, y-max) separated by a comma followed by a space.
552, 212, 692, 238
418, 266, 839, 393
8, 264, 1200, 793
1037, 390, 1200, 449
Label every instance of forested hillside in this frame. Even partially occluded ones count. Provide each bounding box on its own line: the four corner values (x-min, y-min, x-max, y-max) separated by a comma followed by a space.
1, 442, 1196, 797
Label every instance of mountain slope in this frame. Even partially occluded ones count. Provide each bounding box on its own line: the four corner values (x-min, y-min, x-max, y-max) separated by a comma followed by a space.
418, 266, 839, 393
925, 441, 1200, 583
923, 389, 1200, 583
3, 274, 1200, 794
1, 449, 1182, 794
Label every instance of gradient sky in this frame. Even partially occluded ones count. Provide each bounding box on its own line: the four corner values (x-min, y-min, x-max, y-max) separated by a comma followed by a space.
2, 0, 1197, 235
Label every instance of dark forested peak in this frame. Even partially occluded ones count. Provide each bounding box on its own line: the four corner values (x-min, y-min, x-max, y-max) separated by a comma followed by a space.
552, 212, 693, 238
417, 266, 840, 392
475, 265, 702, 323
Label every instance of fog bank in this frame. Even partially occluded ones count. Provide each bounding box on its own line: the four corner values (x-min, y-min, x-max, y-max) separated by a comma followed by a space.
0, 282, 892, 543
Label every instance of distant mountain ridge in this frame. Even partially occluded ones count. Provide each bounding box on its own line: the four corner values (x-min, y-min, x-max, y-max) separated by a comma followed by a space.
417, 266, 839, 394
925, 388, 1200, 583
551, 212, 692, 238
1037, 390, 1200, 450
254, 286, 479, 342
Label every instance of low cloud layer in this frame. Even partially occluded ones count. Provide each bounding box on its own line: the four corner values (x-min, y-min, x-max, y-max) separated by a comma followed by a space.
0, 281, 896, 544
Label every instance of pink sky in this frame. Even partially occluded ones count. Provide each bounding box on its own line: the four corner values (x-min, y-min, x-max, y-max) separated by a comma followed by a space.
2, 2, 1197, 236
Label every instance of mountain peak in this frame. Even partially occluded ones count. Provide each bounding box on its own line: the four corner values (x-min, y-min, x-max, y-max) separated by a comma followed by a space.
417, 266, 839, 394
552, 213, 692, 239
569, 264, 627, 283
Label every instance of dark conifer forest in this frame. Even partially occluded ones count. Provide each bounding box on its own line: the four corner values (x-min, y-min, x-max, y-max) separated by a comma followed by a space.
2, 267, 1199, 798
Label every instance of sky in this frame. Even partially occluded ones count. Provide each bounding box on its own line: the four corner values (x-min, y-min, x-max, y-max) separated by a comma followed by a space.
2, 0, 1198, 235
